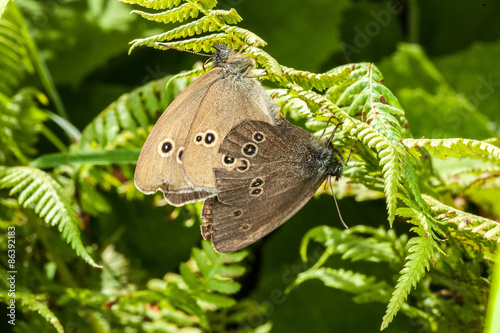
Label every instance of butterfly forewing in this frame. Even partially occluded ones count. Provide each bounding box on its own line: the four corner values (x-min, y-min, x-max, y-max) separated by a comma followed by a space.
134, 45, 279, 207
134, 70, 223, 201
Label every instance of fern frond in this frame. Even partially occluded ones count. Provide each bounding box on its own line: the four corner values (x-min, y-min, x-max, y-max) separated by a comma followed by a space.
381, 228, 435, 330
0, 292, 64, 333
0, 3, 33, 96
300, 225, 402, 266
342, 161, 385, 193
402, 138, 500, 162
270, 65, 351, 91
286, 84, 403, 224
328, 63, 407, 141
132, 2, 204, 24
244, 46, 281, 77
135, 10, 243, 49
133, 33, 227, 53
349, 121, 404, 224
449, 164, 500, 177
220, 25, 266, 47
423, 194, 500, 245
0, 166, 100, 267
286, 83, 347, 120
294, 267, 391, 301
118, 0, 182, 10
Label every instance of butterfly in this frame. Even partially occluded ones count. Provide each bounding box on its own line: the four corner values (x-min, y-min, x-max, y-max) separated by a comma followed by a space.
201, 119, 349, 253
134, 45, 279, 206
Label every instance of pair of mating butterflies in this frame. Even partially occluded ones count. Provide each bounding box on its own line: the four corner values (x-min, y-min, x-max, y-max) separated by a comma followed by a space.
134, 45, 346, 253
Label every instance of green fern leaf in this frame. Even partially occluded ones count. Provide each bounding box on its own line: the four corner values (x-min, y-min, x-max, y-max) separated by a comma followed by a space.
244, 46, 281, 76
133, 11, 242, 47
348, 121, 403, 225
295, 267, 384, 294
0, 3, 34, 96
132, 33, 227, 53
381, 228, 435, 330
132, 3, 201, 24
402, 138, 500, 162
166, 284, 210, 330
423, 194, 500, 245
272, 65, 352, 91
334, 63, 406, 140
0, 166, 100, 267
118, 0, 182, 10
284, 84, 403, 225
0, 292, 64, 333
221, 25, 266, 47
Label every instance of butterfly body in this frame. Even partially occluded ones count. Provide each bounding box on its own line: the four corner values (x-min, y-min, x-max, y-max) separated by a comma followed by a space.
202, 119, 344, 253
134, 45, 278, 206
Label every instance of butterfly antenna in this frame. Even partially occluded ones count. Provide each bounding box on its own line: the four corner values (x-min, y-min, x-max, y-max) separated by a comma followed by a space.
329, 177, 349, 229
227, 43, 247, 63
318, 116, 334, 141
344, 140, 359, 165
202, 56, 214, 72
156, 43, 211, 57
327, 122, 343, 143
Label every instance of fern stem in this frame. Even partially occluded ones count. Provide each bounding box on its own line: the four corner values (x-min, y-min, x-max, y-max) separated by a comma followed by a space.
484, 247, 500, 333
40, 125, 68, 153
408, 0, 420, 43
9, 2, 69, 121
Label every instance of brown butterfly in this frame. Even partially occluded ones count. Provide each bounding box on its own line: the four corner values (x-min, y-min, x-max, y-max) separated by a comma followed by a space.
201, 119, 348, 253
134, 45, 279, 206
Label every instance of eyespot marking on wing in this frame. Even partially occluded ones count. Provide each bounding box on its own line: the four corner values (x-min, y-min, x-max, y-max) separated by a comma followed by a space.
242, 143, 258, 157
250, 178, 264, 187
203, 131, 218, 148
158, 138, 175, 157
233, 209, 243, 218
222, 154, 236, 168
194, 133, 203, 145
236, 159, 249, 173
176, 147, 184, 164
252, 131, 265, 143
250, 188, 263, 196
240, 223, 251, 231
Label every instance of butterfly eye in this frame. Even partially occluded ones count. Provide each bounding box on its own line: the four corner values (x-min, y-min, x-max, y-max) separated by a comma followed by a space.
242, 143, 258, 156
236, 159, 249, 172
252, 132, 265, 142
158, 138, 175, 157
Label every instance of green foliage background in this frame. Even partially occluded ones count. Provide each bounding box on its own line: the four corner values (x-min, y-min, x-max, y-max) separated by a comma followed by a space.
1, 0, 499, 332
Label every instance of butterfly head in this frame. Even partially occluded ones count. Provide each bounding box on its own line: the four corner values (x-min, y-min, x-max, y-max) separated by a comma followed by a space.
326, 144, 344, 181
213, 44, 255, 76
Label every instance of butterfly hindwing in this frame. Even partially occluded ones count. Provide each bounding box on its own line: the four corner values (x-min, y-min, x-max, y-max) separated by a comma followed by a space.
202, 120, 332, 253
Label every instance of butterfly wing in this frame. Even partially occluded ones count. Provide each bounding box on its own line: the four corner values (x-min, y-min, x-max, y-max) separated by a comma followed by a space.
134, 69, 224, 205
182, 76, 278, 190
201, 120, 330, 253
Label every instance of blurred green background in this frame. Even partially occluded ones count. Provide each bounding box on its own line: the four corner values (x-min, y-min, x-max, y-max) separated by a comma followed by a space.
3, 0, 500, 332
